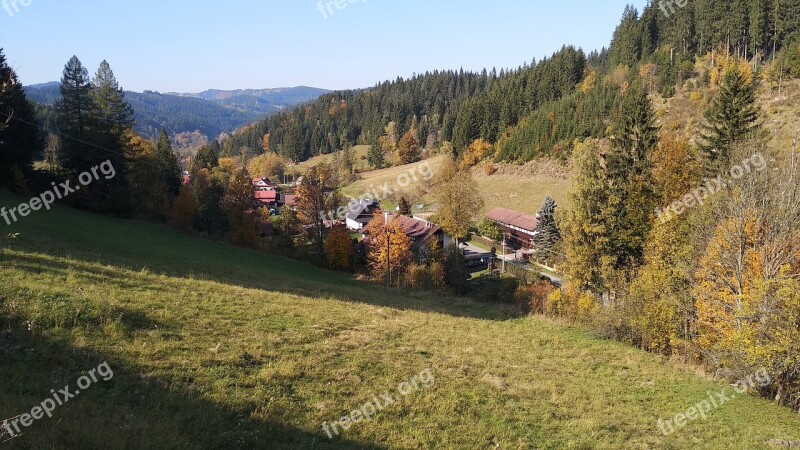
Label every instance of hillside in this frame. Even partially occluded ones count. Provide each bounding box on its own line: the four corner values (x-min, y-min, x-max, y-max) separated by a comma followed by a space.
24, 83, 329, 142
1, 190, 799, 449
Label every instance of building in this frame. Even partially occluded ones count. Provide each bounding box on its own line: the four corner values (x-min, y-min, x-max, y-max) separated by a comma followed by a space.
254, 190, 280, 208
252, 178, 276, 190
486, 207, 539, 251
389, 214, 445, 253
345, 199, 381, 231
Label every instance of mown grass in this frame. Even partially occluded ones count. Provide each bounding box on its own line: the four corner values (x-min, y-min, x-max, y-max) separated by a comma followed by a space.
1, 190, 799, 449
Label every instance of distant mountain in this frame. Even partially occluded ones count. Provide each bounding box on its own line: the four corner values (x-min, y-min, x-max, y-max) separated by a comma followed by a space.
167, 87, 331, 117
24, 83, 330, 145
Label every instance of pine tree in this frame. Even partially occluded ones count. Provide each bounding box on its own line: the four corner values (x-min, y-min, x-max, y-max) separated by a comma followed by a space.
699, 65, 759, 169
0, 48, 41, 187
533, 196, 561, 263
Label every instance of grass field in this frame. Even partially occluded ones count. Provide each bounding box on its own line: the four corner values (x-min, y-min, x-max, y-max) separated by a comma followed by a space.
293, 145, 373, 174
341, 155, 573, 217
1, 190, 799, 449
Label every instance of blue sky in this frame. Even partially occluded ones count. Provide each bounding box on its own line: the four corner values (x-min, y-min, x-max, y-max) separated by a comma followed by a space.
0, 0, 648, 93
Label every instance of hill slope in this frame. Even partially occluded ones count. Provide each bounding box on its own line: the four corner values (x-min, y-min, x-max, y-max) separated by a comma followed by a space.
1, 191, 799, 449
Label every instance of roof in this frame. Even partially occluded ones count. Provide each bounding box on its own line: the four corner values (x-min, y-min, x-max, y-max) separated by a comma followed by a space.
390, 214, 442, 250
282, 194, 297, 207
345, 199, 380, 222
255, 190, 279, 202
253, 178, 276, 188
487, 207, 538, 232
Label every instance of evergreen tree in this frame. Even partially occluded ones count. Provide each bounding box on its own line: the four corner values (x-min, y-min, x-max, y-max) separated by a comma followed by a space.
89, 60, 133, 214
156, 129, 182, 197
533, 196, 561, 263
398, 196, 412, 216
606, 83, 659, 270
699, 65, 759, 169
367, 144, 385, 169
54, 56, 94, 176
91, 60, 134, 137
193, 143, 219, 172
609, 5, 643, 68
0, 48, 41, 187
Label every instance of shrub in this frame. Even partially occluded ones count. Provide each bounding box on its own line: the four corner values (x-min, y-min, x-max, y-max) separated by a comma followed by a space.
477, 218, 503, 242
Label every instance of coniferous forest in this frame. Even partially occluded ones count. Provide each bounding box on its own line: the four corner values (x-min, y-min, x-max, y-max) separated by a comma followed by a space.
221, 0, 800, 164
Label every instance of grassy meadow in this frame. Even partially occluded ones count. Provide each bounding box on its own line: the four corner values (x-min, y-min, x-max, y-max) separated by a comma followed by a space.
1, 190, 799, 449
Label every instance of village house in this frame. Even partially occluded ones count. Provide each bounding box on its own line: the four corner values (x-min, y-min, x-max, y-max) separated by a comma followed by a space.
252, 178, 280, 209
486, 207, 539, 251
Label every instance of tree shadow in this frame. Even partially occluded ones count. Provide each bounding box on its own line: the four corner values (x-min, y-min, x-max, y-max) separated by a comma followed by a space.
0, 313, 386, 450
3, 239, 521, 322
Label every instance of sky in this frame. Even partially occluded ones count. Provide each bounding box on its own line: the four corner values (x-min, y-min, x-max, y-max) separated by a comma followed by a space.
0, 0, 649, 93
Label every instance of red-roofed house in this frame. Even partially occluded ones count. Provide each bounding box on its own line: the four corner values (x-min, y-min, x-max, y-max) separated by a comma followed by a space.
254, 189, 279, 208
486, 207, 539, 250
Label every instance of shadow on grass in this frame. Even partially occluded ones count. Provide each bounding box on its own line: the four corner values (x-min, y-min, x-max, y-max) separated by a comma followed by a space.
0, 313, 386, 450
2, 230, 521, 322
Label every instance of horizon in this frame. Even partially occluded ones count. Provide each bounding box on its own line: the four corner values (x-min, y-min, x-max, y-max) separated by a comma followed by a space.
2, 0, 648, 93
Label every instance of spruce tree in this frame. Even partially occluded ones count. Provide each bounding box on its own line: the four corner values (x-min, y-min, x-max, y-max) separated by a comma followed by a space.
606, 83, 659, 270
91, 60, 134, 137
54, 56, 95, 176
533, 196, 561, 263
699, 65, 759, 169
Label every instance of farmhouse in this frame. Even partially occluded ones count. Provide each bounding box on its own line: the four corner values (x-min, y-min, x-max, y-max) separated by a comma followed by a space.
486, 207, 538, 251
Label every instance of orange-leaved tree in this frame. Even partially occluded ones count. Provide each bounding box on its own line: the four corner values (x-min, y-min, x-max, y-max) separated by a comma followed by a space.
324, 225, 354, 271
365, 213, 412, 286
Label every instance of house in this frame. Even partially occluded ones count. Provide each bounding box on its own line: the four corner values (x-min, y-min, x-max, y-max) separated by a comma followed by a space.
486, 207, 539, 251
389, 213, 445, 253
254, 189, 279, 208
345, 199, 381, 231
252, 178, 276, 190
281, 194, 297, 209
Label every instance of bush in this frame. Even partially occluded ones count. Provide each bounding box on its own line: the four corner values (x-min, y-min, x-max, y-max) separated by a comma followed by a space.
404, 263, 444, 290
515, 281, 556, 315
443, 244, 468, 295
